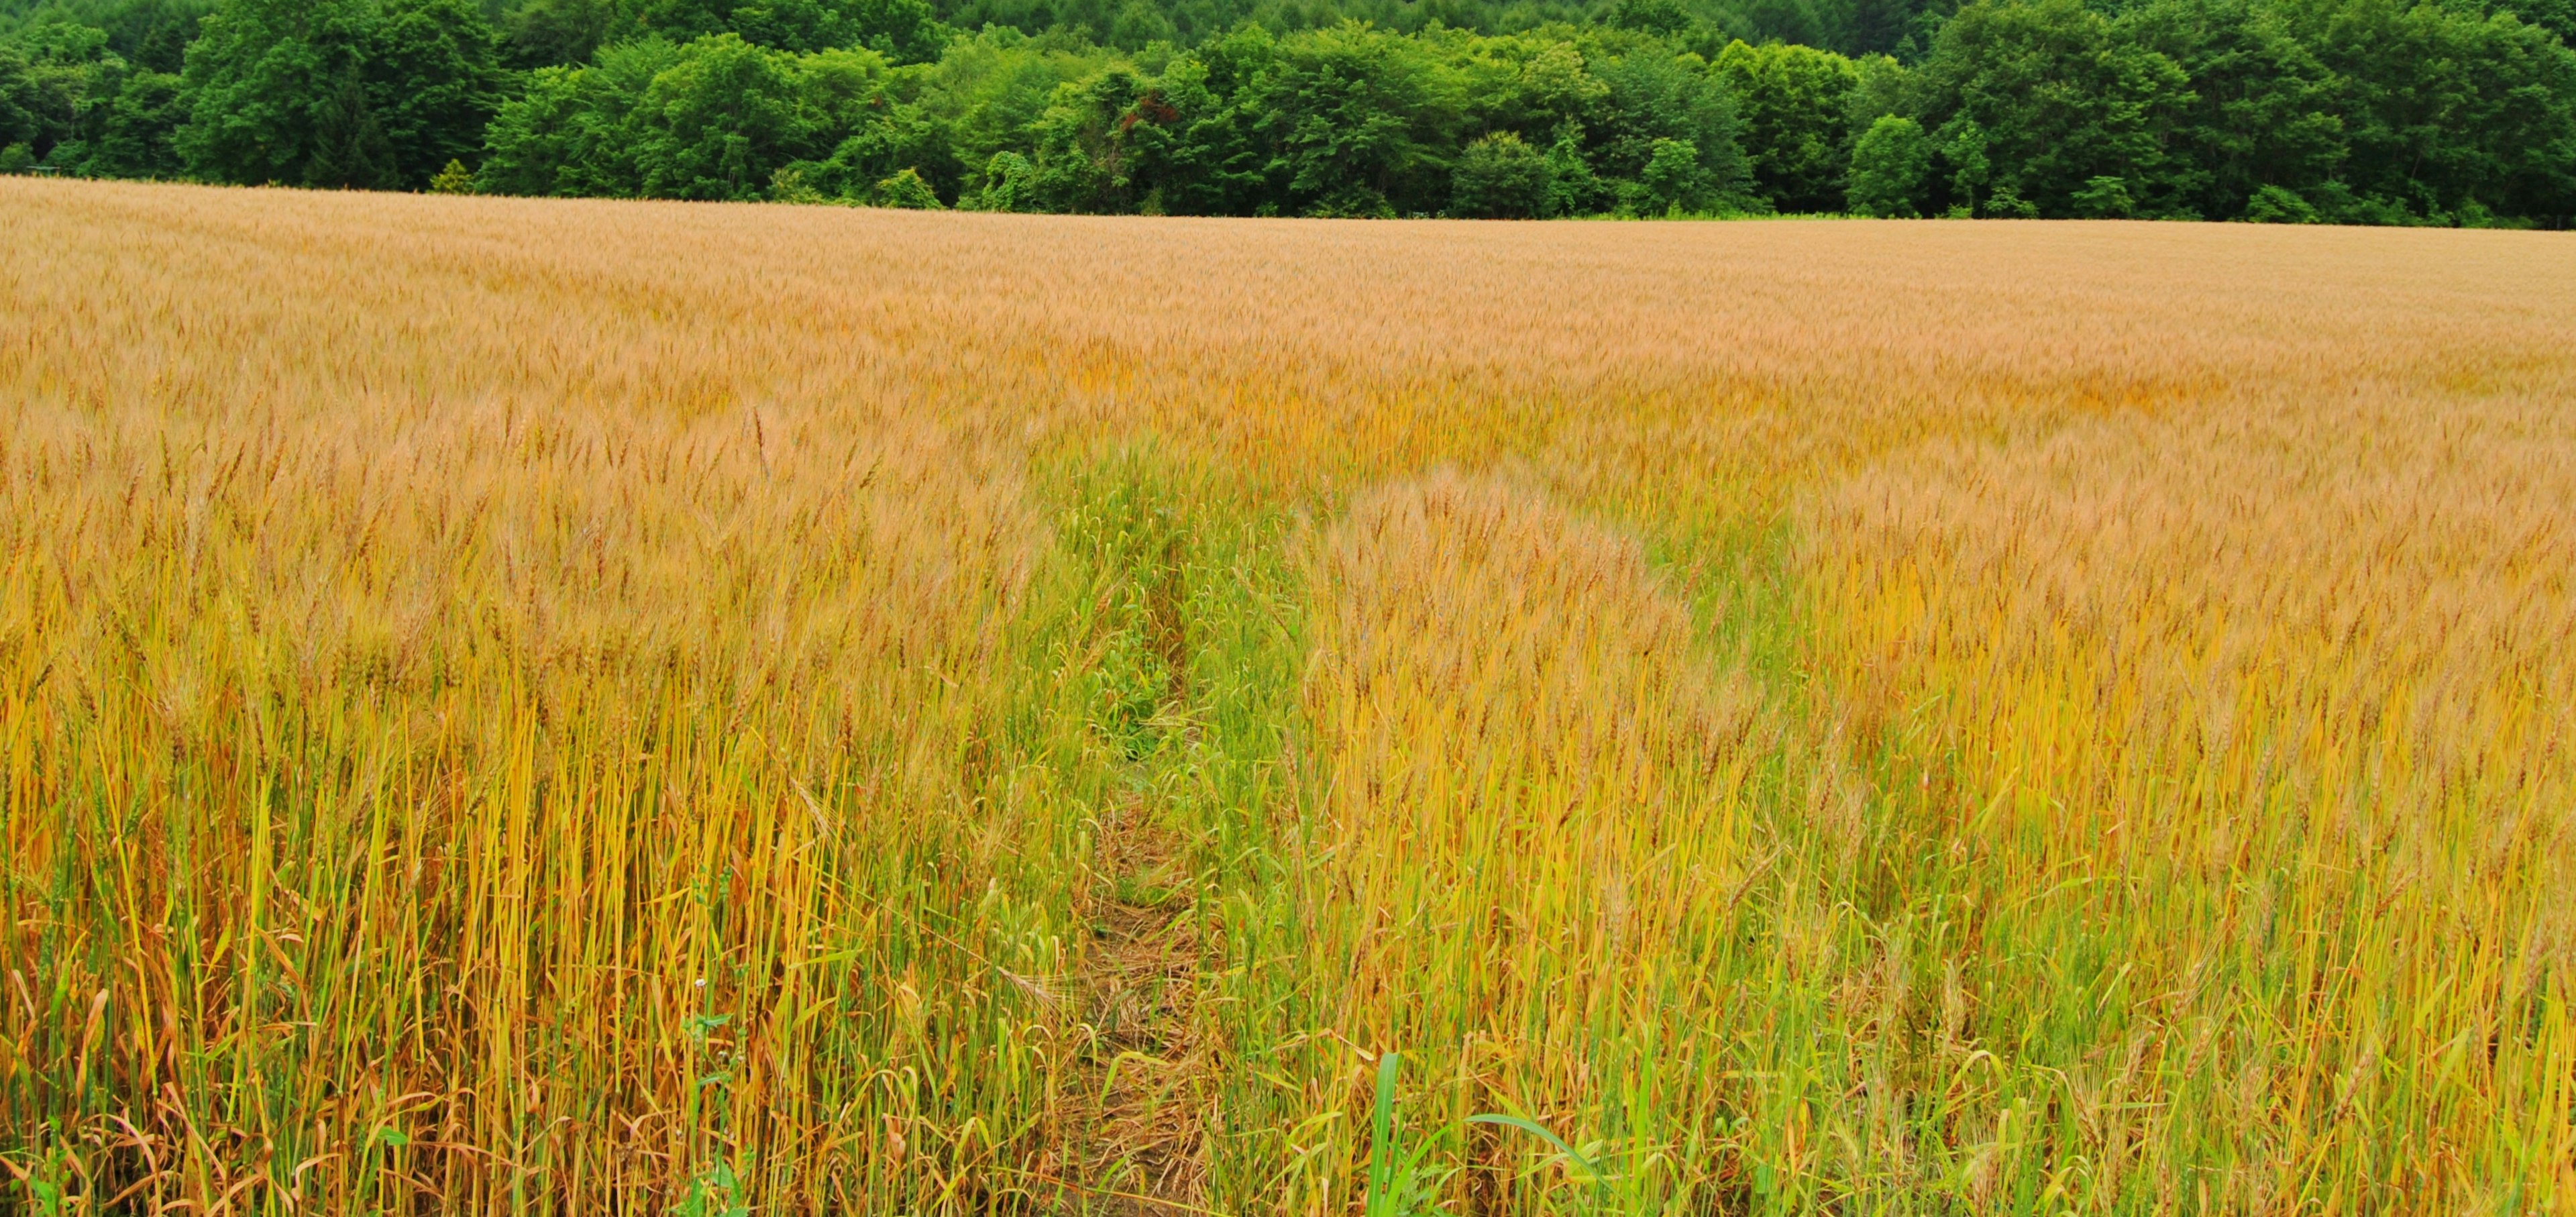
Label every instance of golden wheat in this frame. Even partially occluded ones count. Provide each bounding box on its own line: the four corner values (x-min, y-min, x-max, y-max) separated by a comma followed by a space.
2, 178, 2571, 1213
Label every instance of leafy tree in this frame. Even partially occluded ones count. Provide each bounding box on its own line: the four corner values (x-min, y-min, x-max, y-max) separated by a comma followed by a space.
179, 0, 499, 187
629, 33, 807, 198
1104, 0, 1173, 48
0, 19, 128, 169
2496, 0, 2573, 46
1984, 178, 2037, 214
1584, 32, 1750, 211
478, 63, 590, 192
38, 0, 2573, 225
103, 0, 204, 72
1638, 133, 1701, 208
370, 0, 506, 187
1933, 111, 1984, 210
1911, 0, 2198, 216
871, 160, 938, 201
88, 65, 183, 173
2241, 179, 2318, 220
629, 0, 943, 60
1448, 127, 1546, 215
2284, 0, 2576, 224
1246, 21, 1456, 216
2069, 170, 2131, 214
1448, 35, 1603, 147
2121, 0, 2343, 221
176, 0, 384, 185
1, 0, 209, 73
483, 34, 951, 202
1713, 0, 1834, 50
1713, 38, 1858, 210
1837, 0, 1932, 56
0, 42, 40, 157
1842, 47, 1907, 130
1026, 62, 1144, 209
792, 52, 958, 200
1542, 124, 1605, 212
959, 145, 1031, 205
1845, 110, 1926, 213
914, 24, 1117, 172
304, 50, 392, 184
503, 0, 620, 67
826, 0, 943, 56
1609, 0, 1693, 37
1124, 26, 1279, 214
478, 36, 680, 195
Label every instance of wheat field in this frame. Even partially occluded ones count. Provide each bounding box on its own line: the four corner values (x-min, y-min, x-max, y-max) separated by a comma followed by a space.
1, 178, 2571, 1214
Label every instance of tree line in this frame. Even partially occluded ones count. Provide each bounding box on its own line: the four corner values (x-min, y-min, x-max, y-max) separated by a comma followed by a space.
4, 0, 2571, 223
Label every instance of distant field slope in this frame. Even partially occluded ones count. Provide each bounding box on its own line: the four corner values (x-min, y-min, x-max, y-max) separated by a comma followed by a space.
2, 179, 2571, 1214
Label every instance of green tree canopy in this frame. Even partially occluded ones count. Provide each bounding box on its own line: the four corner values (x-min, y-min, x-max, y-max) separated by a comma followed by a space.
2119, 0, 2342, 221
1845, 109, 1926, 213
176, 0, 384, 185
1911, 0, 2198, 216
174, 0, 499, 188
2286, 0, 2576, 223
1246, 21, 1456, 216
628, 0, 941, 59
1714, 38, 1856, 210
1449, 127, 1548, 214
1582, 32, 1750, 211
12, 0, 2570, 225
370, 0, 506, 187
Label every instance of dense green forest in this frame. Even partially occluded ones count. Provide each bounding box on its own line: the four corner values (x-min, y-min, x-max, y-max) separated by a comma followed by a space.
3, 0, 2571, 221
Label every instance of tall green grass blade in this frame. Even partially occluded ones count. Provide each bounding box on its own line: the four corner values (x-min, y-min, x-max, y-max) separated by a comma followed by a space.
1366, 1051, 1401, 1217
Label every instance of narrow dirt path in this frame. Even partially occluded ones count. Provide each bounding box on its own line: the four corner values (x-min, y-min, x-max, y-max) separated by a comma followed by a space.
1070, 797, 1210, 1208
1049, 488, 1222, 1214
